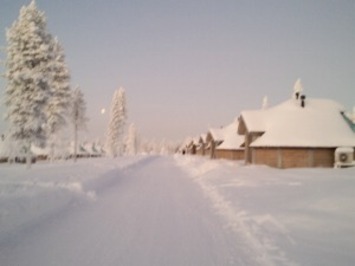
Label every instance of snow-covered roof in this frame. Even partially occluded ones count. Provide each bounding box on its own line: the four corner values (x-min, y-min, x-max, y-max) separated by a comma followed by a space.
241, 98, 355, 147
192, 136, 201, 145
181, 137, 193, 148
200, 134, 207, 143
239, 110, 266, 133
208, 128, 224, 142
217, 121, 244, 150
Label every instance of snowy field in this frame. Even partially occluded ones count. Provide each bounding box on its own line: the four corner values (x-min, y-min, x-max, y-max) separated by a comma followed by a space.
0, 155, 354, 266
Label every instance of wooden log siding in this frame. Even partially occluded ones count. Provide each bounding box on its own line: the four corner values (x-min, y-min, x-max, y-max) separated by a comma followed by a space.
196, 146, 205, 156
204, 146, 211, 157
245, 132, 264, 164
312, 149, 335, 167
191, 144, 197, 155
251, 147, 336, 168
215, 149, 244, 161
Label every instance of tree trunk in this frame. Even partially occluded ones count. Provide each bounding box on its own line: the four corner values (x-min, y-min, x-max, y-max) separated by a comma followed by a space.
50, 142, 55, 163
74, 123, 78, 162
49, 134, 55, 163
26, 142, 32, 169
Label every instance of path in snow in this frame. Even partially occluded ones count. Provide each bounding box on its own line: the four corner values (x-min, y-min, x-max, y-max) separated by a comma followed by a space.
1, 156, 250, 266
175, 155, 297, 266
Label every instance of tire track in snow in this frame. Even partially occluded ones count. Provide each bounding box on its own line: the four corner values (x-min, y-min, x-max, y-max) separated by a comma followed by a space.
175, 155, 298, 266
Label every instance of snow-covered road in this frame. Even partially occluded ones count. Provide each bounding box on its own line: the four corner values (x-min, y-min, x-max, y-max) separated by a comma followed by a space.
1, 155, 354, 266
1, 156, 242, 265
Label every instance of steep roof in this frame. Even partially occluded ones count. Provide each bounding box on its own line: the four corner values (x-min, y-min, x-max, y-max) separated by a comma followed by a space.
200, 134, 207, 143
208, 128, 224, 142
239, 110, 266, 133
241, 98, 355, 147
217, 121, 245, 150
181, 137, 193, 148
192, 136, 202, 145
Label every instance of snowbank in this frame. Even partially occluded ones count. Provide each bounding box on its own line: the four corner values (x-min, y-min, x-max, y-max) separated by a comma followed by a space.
175, 155, 355, 266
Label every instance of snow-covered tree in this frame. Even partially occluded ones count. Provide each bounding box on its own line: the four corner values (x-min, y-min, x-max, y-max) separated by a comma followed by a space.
71, 87, 88, 162
46, 38, 72, 161
105, 87, 127, 157
125, 123, 138, 156
293, 78, 303, 99
4, 0, 53, 167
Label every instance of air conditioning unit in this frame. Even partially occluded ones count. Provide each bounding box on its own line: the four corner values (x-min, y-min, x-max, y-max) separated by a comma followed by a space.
334, 147, 354, 168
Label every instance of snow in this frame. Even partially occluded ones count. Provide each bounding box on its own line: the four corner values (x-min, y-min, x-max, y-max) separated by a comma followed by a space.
208, 127, 225, 142
181, 136, 193, 148
240, 109, 266, 133
335, 147, 354, 153
106, 87, 127, 157
201, 133, 207, 143
217, 121, 244, 150
241, 98, 355, 147
1, 155, 355, 265
192, 136, 201, 145
293, 78, 303, 96
0, 140, 9, 158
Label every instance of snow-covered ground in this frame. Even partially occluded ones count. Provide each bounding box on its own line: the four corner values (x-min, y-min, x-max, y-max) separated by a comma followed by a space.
0, 155, 354, 266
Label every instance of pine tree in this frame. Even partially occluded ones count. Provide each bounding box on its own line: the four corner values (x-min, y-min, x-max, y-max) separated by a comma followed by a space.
46, 38, 72, 161
106, 87, 127, 157
71, 87, 88, 162
4, 0, 52, 167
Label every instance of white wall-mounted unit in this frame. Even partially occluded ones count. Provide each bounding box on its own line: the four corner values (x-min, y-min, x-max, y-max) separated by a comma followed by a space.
334, 147, 355, 168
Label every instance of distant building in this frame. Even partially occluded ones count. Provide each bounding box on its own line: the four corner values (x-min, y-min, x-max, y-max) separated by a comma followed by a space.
214, 120, 244, 161
195, 134, 207, 156
205, 127, 224, 159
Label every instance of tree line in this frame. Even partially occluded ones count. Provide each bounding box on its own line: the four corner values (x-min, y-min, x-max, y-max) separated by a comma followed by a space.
2, 1, 179, 167
3, 1, 87, 167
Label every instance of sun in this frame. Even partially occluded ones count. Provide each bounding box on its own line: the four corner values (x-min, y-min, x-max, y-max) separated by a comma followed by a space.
101, 108, 106, 114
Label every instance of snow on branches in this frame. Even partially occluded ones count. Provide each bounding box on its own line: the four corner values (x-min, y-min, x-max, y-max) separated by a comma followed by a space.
4, 1, 75, 165
106, 88, 127, 157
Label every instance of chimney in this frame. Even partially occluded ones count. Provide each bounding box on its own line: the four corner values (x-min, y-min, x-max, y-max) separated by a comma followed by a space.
295, 92, 300, 100
300, 95, 306, 108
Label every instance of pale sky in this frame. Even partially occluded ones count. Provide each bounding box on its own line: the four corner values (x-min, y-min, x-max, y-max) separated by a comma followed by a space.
0, 0, 354, 142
